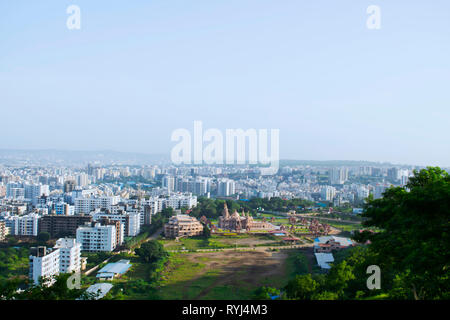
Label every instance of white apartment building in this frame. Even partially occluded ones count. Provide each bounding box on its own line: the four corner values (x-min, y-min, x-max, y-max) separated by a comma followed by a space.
162, 175, 175, 193
24, 184, 50, 204
4, 213, 40, 236
74, 196, 120, 214
76, 223, 117, 252
6, 186, 25, 200
163, 193, 197, 210
76, 173, 89, 187
29, 247, 60, 285
357, 186, 370, 200
92, 211, 140, 237
330, 168, 349, 185
54, 238, 82, 274
321, 186, 336, 201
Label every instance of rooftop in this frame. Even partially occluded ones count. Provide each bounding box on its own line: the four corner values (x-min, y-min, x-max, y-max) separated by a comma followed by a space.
315, 252, 335, 269
97, 260, 131, 276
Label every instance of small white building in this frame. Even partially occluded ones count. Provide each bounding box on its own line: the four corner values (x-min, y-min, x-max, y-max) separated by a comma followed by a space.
83, 283, 113, 300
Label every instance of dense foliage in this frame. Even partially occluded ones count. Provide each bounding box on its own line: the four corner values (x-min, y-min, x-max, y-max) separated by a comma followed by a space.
355, 167, 450, 299
281, 167, 449, 300
135, 240, 168, 264
0, 274, 98, 300
0, 247, 29, 282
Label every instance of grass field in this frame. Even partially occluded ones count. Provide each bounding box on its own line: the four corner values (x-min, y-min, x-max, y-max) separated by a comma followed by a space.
160, 234, 287, 251
326, 222, 362, 232
157, 249, 308, 300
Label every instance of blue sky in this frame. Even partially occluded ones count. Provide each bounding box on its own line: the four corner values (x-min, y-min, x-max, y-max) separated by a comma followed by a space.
1, 0, 449, 166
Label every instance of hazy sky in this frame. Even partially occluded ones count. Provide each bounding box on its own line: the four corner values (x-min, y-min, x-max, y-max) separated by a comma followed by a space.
1, 0, 449, 166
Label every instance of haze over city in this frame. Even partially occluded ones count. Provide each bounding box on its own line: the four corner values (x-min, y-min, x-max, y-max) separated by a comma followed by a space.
1, 1, 449, 165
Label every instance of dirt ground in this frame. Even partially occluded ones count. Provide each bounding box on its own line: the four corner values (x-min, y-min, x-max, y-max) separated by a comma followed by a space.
181, 250, 290, 299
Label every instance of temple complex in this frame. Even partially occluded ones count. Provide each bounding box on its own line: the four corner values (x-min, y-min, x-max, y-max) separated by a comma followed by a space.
218, 203, 275, 232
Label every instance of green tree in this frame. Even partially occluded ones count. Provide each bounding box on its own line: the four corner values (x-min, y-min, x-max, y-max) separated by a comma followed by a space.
1, 274, 98, 300
202, 223, 211, 239
161, 207, 174, 219
285, 274, 319, 300
253, 286, 280, 300
135, 240, 168, 264
359, 167, 450, 299
311, 291, 339, 300
325, 261, 355, 298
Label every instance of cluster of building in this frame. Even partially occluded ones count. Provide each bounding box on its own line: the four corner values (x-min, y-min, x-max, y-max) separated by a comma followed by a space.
156, 164, 417, 208
0, 169, 198, 245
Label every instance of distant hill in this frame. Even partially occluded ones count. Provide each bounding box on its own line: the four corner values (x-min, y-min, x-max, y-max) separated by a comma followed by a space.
0, 149, 420, 168
279, 159, 406, 167
0, 149, 169, 166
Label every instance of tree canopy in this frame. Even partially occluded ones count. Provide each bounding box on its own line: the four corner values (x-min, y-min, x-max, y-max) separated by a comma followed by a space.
282, 167, 449, 300
355, 167, 450, 299
135, 240, 168, 264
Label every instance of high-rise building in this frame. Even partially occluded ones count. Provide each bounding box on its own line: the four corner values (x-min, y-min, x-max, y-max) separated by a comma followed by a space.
4, 213, 40, 236
162, 175, 175, 193
76, 174, 89, 187
92, 211, 139, 237
74, 196, 120, 214
330, 168, 348, 185
217, 179, 236, 197
387, 168, 399, 182
63, 180, 76, 193
76, 223, 118, 252
321, 186, 336, 201
6, 182, 25, 200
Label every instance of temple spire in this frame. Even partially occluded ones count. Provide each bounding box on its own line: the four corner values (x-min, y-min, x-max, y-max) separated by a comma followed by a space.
223, 203, 230, 218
